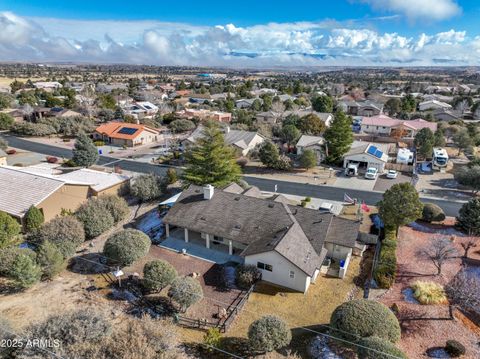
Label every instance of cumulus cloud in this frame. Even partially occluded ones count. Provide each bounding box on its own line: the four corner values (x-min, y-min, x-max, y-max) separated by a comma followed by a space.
0, 11, 477, 67
360, 0, 461, 21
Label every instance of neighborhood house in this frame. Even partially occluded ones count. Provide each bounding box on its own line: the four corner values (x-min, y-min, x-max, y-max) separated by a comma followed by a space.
162, 184, 362, 293
360, 115, 438, 139
94, 122, 160, 147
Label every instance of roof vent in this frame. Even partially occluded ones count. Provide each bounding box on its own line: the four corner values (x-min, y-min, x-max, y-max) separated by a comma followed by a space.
234, 197, 240, 201
203, 184, 214, 200
268, 203, 274, 208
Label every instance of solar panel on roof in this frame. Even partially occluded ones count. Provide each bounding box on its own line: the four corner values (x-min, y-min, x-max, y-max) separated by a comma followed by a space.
374, 149, 384, 158
367, 145, 377, 156
117, 127, 138, 135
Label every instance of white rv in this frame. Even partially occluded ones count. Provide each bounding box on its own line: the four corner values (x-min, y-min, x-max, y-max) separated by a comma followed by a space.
432, 148, 449, 167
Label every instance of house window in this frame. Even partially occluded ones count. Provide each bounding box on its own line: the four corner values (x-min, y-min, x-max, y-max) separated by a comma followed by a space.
257, 262, 273, 272
289, 270, 295, 279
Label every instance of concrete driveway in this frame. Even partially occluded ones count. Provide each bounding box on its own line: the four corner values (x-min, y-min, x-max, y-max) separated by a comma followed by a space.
373, 172, 412, 192
333, 173, 377, 191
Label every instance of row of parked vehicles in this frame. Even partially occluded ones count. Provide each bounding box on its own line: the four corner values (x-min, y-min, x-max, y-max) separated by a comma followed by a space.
345, 163, 398, 180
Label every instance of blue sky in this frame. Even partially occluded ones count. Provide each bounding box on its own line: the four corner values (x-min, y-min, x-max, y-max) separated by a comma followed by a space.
0, 0, 479, 66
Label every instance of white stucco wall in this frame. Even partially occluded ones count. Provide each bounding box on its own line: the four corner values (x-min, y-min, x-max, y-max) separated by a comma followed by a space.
325, 243, 353, 260
244, 250, 311, 293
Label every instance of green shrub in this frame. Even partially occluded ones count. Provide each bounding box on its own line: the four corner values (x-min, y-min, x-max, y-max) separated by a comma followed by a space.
248, 315, 291, 353
235, 264, 261, 289
36, 241, 66, 280
203, 328, 222, 352
168, 276, 203, 312
168, 119, 195, 133
32, 216, 85, 258
166, 168, 178, 184
357, 336, 407, 359
25, 309, 111, 346
445, 340, 466, 357
11, 122, 56, 136
143, 260, 177, 292
76, 198, 115, 239
10, 253, 42, 288
330, 299, 401, 343
0, 247, 36, 276
97, 195, 129, 223
0, 113, 14, 130
24, 206, 44, 232
103, 229, 151, 266
373, 230, 397, 289
422, 203, 446, 223
130, 173, 164, 202
411, 281, 448, 305
93, 140, 105, 146
72, 133, 98, 167
0, 211, 21, 249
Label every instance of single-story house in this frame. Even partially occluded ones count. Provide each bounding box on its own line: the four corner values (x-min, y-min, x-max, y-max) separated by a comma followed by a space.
0, 166, 131, 228
125, 101, 159, 117
296, 135, 325, 164
183, 125, 265, 156
343, 141, 390, 172
49, 107, 83, 118
0, 149, 7, 166
94, 122, 160, 147
162, 184, 362, 293
418, 100, 452, 112
236, 98, 260, 109
432, 109, 462, 122
175, 109, 232, 123
339, 100, 383, 117
33, 81, 62, 90
360, 115, 437, 139
189, 94, 212, 103
255, 110, 333, 126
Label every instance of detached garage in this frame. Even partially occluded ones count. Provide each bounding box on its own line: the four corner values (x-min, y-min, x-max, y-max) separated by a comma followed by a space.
343, 142, 389, 172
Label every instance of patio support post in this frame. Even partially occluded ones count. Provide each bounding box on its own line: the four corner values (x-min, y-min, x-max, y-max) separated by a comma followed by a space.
184, 228, 189, 243
228, 240, 233, 255
165, 223, 170, 237
205, 234, 210, 249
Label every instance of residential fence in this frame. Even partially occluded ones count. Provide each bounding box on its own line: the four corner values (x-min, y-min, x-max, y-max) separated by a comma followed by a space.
384, 162, 414, 173
218, 284, 255, 333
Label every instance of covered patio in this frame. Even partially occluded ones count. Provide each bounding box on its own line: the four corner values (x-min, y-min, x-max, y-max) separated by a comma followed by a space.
161, 226, 244, 264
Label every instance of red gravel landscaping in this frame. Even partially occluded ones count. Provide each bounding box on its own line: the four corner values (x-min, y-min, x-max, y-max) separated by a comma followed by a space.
379, 222, 480, 359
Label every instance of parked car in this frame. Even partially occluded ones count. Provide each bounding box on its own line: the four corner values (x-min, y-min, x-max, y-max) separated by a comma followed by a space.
386, 170, 398, 179
364, 167, 378, 180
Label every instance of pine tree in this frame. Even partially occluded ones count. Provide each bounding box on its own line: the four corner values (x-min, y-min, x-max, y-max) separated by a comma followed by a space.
457, 198, 480, 235
183, 121, 241, 187
323, 111, 353, 163
72, 133, 99, 167
378, 182, 423, 234
25, 206, 44, 232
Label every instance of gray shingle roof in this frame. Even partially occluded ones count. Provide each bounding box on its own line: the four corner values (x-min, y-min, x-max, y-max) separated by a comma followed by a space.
163, 185, 360, 275
0, 167, 65, 218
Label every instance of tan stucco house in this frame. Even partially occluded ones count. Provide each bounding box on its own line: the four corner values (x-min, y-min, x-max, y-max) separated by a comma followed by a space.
94, 122, 160, 147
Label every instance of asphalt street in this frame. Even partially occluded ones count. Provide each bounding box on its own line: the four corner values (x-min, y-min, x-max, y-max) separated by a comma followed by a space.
1, 134, 464, 216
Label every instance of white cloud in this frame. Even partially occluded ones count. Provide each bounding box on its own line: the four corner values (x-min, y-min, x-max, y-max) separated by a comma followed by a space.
0, 12, 477, 67
360, 0, 461, 21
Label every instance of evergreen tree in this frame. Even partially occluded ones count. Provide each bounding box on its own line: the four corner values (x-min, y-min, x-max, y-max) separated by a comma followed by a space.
280, 124, 300, 146
0, 211, 21, 249
72, 133, 99, 167
36, 240, 65, 280
323, 111, 353, 163
457, 198, 480, 235
258, 141, 280, 168
299, 149, 317, 169
297, 114, 326, 135
378, 183, 423, 234
312, 95, 334, 112
114, 106, 124, 120
10, 254, 41, 288
183, 121, 241, 187
25, 206, 44, 233
414, 128, 435, 158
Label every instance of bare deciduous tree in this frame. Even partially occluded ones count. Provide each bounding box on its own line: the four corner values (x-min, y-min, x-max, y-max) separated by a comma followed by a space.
446, 269, 480, 318
422, 237, 458, 275
460, 239, 477, 258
